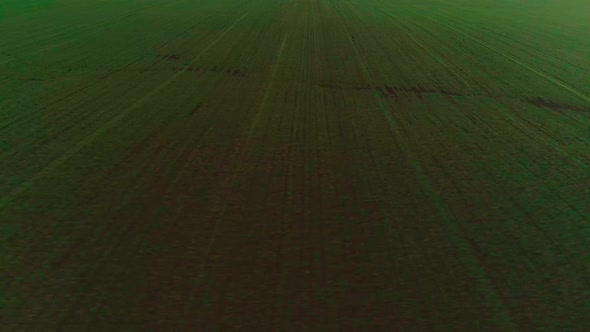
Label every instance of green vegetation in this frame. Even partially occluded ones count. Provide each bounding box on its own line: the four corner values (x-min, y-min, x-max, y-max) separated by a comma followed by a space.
1, 0, 589, 330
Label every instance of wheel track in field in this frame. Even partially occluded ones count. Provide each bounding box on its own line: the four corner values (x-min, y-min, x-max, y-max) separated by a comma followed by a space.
1, 7, 255, 325
379, 0, 590, 226
320, 2, 422, 328
407, 7, 590, 105
0, 0, 170, 65
273, 1, 310, 328
140, 10, 288, 327
372, 2, 590, 326
372, 2, 590, 174
479, 27, 590, 79
327, 0, 518, 330
177, 26, 290, 330
399, 6, 590, 171
402, 1, 581, 326
0, 0, 236, 125
5, 1, 292, 324
285, 0, 330, 328
0, 1, 248, 172
0, 0, 229, 133
372, 0, 590, 109
398, 9, 588, 163
26, 72, 230, 327
0, 0, 256, 241
426, 0, 590, 78
0, 8, 253, 209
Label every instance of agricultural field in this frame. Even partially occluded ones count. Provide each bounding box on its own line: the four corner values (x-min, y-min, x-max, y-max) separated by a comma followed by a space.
1, 0, 590, 330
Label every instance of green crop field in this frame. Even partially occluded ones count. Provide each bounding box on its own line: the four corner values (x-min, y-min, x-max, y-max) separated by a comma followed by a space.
1, 0, 590, 330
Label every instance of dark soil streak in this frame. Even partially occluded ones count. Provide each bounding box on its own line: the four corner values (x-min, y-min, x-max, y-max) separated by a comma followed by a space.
159, 54, 182, 62
231, 69, 247, 77
319, 81, 465, 102
188, 103, 203, 117
383, 86, 399, 101
318, 80, 373, 91
384, 85, 464, 99
168, 65, 246, 78
526, 97, 590, 113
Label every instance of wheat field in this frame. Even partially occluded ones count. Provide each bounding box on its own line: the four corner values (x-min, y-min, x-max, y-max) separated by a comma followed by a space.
1, 0, 590, 330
